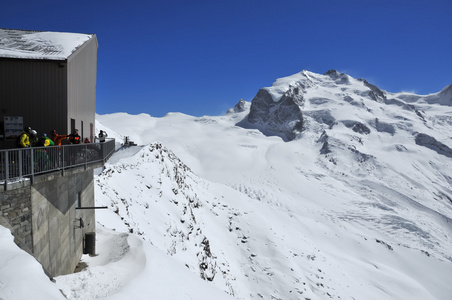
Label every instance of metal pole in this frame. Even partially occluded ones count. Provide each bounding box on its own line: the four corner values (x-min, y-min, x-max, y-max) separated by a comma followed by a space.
4, 150, 9, 182
75, 206, 108, 210
30, 148, 34, 182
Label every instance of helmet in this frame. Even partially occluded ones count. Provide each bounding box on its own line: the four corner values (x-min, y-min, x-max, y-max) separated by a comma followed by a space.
31, 130, 37, 136
25, 126, 31, 133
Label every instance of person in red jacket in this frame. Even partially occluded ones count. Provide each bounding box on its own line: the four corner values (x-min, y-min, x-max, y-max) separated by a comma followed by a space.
51, 130, 68, 146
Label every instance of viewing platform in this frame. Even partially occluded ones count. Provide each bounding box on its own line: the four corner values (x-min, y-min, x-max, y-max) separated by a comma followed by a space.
1, 139, 115, 187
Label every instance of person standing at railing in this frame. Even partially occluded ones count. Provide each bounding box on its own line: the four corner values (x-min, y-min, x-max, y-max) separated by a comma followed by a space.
34, 133, 54, 171
29, 130, 39, 147
98, 130, 108, 143
29, 130, 42, 171
51, 130, 68, 146
17, 127, 31, 148
68, 129, 81, 165
38, 133, 54, 147
51, 130, 67, 168
68, 129, 81, 144
16, 126, 32, 174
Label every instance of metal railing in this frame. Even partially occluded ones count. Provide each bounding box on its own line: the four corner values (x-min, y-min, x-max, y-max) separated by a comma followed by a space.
0, 139, 115, 182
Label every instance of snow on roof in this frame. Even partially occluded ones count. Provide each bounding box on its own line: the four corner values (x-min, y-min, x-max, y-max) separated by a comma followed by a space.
0, 28, 94, 60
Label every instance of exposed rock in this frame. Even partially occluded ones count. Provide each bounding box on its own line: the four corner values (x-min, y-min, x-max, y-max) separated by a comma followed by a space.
371, 118, 396, 135
325, 69, 350, 85
317, 131, 332, 154
358, 78, 387, 103
415, 133, 452, 158
348, 146, 375, 163
227, 99, 247, 114
324, 69, 341, 78
352, 123, 371, 135
304, 110, 336, 127
248, 87, 304, 140
342, 121, 371, 135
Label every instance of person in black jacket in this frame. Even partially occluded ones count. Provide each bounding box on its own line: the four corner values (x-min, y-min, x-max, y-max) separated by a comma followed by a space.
67, 129, 81, 165
68, 129, 81, 144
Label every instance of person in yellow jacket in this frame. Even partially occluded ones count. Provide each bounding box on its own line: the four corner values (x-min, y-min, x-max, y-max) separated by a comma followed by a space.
17, 127, 31, 148
16, 127, 32, 173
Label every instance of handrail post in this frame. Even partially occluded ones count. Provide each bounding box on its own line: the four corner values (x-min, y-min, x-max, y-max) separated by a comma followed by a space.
4, 150, 9, 183
62, 146, 65, 176
18, 149, 23, 178
30, 148, 34, 183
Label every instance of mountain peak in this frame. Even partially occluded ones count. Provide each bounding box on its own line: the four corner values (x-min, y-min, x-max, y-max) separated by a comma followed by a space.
244, 69, 449, 141
226, 99, 249, 114
246, 69, 375, 140
439, 83, 452, 101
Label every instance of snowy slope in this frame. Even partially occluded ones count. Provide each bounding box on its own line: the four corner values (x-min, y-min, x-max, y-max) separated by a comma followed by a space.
1, 69, 451, 300
87, 70, 452, 299
86, 140, 452, 299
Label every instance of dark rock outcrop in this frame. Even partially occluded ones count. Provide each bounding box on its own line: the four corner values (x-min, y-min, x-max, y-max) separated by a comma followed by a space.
248, 86, 305, 140
325, 69, 351, 85
415, 133, 452, 158
227, 99, 247, 114
342, 121, 371, 135
358, 78, 387, 103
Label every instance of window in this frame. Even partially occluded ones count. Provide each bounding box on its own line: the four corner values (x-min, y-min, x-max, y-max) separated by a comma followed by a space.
76, 192, 82, 208
71, 118, 76, 134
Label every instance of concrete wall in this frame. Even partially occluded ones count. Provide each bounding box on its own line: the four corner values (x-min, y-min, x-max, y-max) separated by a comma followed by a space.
31, 169, 95, 277
0, 167, 96, 277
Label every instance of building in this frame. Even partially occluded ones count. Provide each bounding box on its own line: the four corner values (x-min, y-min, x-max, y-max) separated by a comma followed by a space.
0, 28, 98, 148
0, 28, 108, 278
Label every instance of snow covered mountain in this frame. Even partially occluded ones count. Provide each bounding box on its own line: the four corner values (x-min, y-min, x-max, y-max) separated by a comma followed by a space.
245, 69, 452, 142
1, 70, 452, 300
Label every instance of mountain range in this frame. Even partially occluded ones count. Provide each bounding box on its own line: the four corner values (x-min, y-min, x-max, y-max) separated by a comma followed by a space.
1, 69, 452, 300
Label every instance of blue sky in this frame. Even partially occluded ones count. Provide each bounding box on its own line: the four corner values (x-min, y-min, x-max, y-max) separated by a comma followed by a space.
2, 0, 452, 117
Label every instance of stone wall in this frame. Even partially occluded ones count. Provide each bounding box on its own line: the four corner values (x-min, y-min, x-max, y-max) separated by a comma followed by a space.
0, 179, 33, 254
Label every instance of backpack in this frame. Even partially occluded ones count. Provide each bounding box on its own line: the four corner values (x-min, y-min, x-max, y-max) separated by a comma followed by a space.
38, 136, 47, 147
